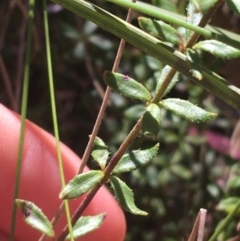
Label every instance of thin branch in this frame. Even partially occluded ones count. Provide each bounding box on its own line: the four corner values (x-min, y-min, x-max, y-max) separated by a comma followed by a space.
40, 2, 136, 241
197, 209, 207, 241
78, 0, 136, 174
0, 56, 17, 110
57, 110, 142, 241
188, 211, 200, 241
14, 17, 28, 111
57, 2, 136, 240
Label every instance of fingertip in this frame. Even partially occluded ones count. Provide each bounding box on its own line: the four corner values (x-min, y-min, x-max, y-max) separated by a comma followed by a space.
0, 104, 126, 241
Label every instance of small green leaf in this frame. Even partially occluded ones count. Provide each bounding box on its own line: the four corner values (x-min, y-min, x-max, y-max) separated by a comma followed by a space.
155, 65, 179, 96
186, 49, 203, 80
138, 17, 183, 45
226, 0, 240, 17
91, 136, 109, 170
112, 143, 159, 174
110, 176, 147, 215
142, 104, 161, 138
217, 197, 240, 214
159, 98, 217, 123
59, 170, 103, 199
193, 40, 240, 59
15, 199, 54, 237
104, 71, 151, 101
66, 213, 106, 239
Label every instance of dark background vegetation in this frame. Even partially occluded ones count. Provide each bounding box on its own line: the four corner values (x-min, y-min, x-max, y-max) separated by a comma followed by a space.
1, 0, 240, 240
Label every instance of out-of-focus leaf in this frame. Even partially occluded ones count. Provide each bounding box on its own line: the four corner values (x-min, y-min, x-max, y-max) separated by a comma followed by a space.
142, 104, 161, 138
59, 170, 103, 199
62, 24, 80, 40
185, 135, 206, 145
230, 120, 240, 159
186, 49, 203, 80
164, 132, 179, 143
227, 177, 240, 189
207, 184, 220, 198
138, 17, 183, 45
155, 65, 179, 96
217, 197, 240, 214
89, 35, 114, 50
124, 104, 145, 119
193, 40, 240, 59
145, 55, 162, 70
104, 71, 151, 102
73, 42, 85, 59
66, 213, 106, 239
91, 136, 109, 170
226, 0, 240, 17
158, 169, 172, 185
151, 0, 177, 12
110, 176, 148, 215
150, 197, 166, 216
112, 144, 159, 174
190, 0, 219, 14
15, 199, 54, 237
83, 20, 98, 35
227, 163, 240, 189
171, 165, 192, 179
159, 98, 217, 123
231, 163, 240, 175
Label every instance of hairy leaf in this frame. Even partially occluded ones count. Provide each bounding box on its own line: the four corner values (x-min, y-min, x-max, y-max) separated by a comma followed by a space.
138, 17, 183, 45
186, 2, 203, 39
52, 0, 240, 109
110, 176, 147, 215
186, 49, 203, 80
16, 199, 54, 237
66, 213, 106, 239
193, 40, 240, 59
104, 71, 151, 101
142, 104, 161, 138
155, 65, 179, 96
91, 136, 109, 170
59, 170, 103, 199
159, 98, 217, 123
112, 143, 159, 174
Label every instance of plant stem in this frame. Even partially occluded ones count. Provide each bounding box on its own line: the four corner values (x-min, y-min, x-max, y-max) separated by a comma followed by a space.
106, 0, 240, 49
57, 2, 224, 240
209, 199, 240, 241
78, 2, 136, 174
57, 2, 136, 240
58, 113, 142, 241
0, 56, 17, 110
43, 0, 74, 240
9, 0, 35, 240
184, 0, 223, 49
51, 0, 240, 110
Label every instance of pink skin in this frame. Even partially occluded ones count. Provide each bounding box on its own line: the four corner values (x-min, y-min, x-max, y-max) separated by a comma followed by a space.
0, 104, 126, 241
